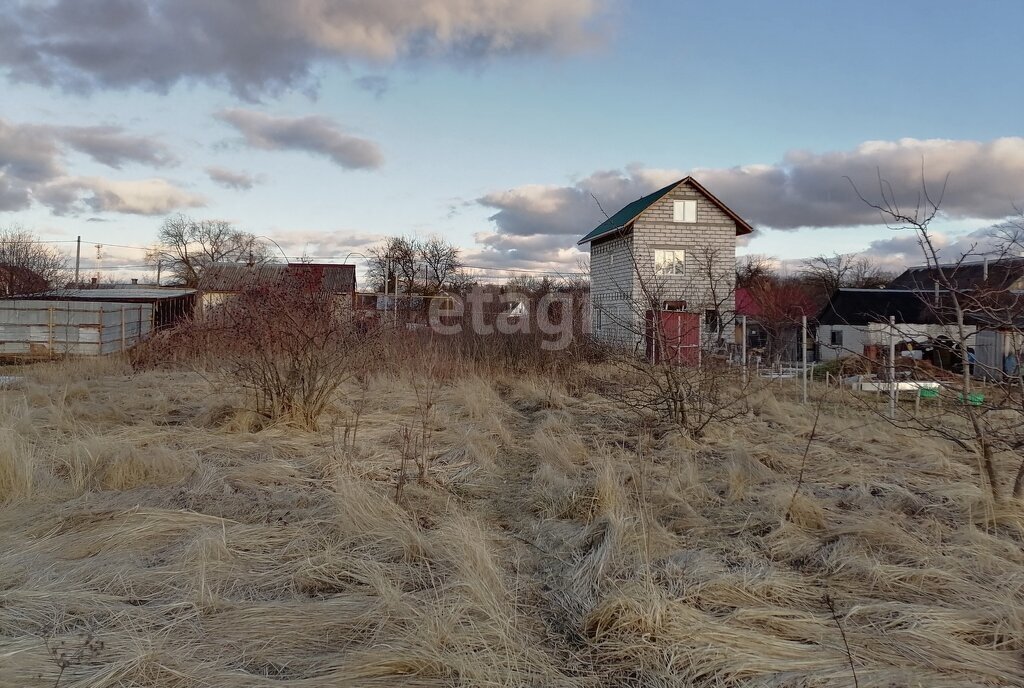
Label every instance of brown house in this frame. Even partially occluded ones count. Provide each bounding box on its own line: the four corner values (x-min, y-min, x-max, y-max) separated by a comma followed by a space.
198, 262, 357, 310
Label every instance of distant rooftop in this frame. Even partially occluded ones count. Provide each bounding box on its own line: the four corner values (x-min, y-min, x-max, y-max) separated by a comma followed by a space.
28, 287, 196, 302
199, 262, 356, 293
888, 257, 1024, 291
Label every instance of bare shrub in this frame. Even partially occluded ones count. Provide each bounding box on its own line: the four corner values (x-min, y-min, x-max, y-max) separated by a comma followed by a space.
594, 242, 761, 439
148, 273, 378, 428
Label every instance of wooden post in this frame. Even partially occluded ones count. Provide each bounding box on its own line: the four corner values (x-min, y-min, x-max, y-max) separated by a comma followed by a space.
47, 307, 54, 357
741, 315, 748, 384
802, 315, 808, 403
121, 305, 126, 352
888, 315, 897, 419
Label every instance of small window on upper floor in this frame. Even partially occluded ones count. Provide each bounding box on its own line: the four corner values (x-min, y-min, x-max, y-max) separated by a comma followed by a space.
673, 199, 697, 223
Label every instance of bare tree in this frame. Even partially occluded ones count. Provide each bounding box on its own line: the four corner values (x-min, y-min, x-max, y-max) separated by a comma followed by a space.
848, 172, 1024, 501
746, 276, 816, 362
148, 214, 271, 288
736, 254, 775, 289
367, 236, 420, 293
418, 235, 463, 293
847, 256, 894, 289
801, 252, 893, 298
0, 225, 70, 295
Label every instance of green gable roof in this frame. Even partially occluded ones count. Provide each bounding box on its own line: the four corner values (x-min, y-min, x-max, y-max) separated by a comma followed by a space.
577, 176, 754, 245
576, 180, 680, 245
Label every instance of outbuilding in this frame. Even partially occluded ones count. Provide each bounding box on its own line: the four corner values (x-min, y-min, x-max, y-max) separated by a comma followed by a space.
0, 287, 196, 357
815, 288, 976, 362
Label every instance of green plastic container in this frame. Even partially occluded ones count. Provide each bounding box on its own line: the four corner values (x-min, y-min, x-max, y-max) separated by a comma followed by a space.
956, 392, 984, 406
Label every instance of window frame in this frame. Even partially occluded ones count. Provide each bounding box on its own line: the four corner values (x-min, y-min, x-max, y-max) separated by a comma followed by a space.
654, 248, 685, 276
673, 199, 697, 223
830, 329, 844, 347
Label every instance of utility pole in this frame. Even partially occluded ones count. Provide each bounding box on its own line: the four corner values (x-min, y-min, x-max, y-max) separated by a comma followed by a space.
74, 236, 81, 287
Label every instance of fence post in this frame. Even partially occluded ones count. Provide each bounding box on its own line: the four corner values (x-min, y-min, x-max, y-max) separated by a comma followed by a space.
741, 315, 747, 384
802, 315, 808, 404
121, 305, 126, 352
47, 307, 54, 358
888, 315, 896, 419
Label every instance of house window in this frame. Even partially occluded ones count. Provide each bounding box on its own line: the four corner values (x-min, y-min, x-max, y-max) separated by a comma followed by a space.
655, 248, 685, 275
830, 329, 844, 346
673, 199, 697, 223
594, 306, 603, 334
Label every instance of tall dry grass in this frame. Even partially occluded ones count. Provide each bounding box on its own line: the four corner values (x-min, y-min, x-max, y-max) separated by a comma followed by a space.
0, 353, 1021, 686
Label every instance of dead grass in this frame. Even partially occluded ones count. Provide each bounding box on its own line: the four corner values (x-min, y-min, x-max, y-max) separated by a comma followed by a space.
0, 357, 1022, 686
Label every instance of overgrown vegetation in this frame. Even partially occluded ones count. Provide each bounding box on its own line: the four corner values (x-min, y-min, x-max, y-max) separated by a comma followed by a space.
141, 273, 379, 429
2, 336, 1023, 685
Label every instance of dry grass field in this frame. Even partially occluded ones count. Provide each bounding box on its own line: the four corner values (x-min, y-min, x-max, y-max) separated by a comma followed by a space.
1, 356, 1023, 687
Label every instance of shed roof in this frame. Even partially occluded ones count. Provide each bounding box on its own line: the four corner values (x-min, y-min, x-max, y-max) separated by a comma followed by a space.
888, 258, 1024, 291
577, 176, 754, 245
816, 289, 943, 326
199, 262, 356, 293
25, 287, 196, 303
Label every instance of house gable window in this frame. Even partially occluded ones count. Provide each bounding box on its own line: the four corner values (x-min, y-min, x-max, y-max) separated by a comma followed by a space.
654, 248, 685, 275
673, 199, 697, 223
830, 329, 844, 346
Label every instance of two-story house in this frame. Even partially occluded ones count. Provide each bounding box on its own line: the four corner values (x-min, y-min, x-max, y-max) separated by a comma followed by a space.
579, 176, 753, 359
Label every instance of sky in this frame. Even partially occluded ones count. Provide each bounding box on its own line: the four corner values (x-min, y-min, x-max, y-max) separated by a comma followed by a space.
1, 0, 1023, 282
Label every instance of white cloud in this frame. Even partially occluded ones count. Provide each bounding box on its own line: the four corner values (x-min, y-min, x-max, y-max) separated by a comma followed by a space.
476, 138, 1024, 271
36, 177, 206, 216
1, 115, 185, 215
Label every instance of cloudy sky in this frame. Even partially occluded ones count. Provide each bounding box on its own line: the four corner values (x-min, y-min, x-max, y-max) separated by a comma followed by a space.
1, 0, 1022, 280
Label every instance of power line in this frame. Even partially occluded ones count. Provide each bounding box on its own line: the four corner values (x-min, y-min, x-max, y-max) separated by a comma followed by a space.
32, 236, 587, 279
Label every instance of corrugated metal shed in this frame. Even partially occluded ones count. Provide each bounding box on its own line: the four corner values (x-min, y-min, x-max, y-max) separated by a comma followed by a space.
0, 300, 154, 356
0, 287, 197, 356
